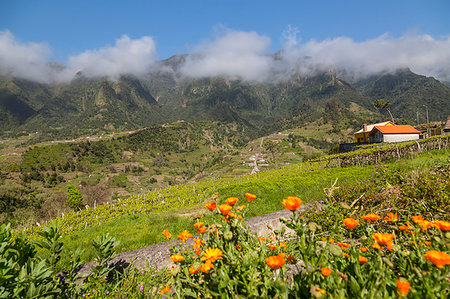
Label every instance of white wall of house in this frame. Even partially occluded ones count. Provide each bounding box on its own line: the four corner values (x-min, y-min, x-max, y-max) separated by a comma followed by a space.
384, 134, 419, 143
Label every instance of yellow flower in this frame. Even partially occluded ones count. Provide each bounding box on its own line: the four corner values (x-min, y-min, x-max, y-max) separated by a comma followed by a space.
321, 267, 331, 277
282, 196, 302, 211
384, 212, 398, 222
193, 237, 205, 249
343, 218, 359, 229
265, 255, 285, 269
245, 193, 257, 202
170, 254, 184, 263
201, 247, 223, 262
396, 279, 410, 296
162, 229, 171, 240
361, 213, 381, 221
268, 244, 278, 250
160, 286, 172, 295
225, 197, 238, 205
219, 204, 232, 215
177, 230, 193, 243
425, 250, 450, 268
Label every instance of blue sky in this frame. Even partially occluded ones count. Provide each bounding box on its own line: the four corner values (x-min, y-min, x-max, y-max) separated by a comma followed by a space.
1, 1, 450, 83
2, 0, 449, 61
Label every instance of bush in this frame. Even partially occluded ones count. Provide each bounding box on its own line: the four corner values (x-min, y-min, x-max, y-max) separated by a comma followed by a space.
66, 184, 84, 210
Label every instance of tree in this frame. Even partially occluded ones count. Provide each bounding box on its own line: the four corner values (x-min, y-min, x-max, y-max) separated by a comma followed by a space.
373, 99, 395, 124
263, 139, 282, 169
66, 184, 83, 210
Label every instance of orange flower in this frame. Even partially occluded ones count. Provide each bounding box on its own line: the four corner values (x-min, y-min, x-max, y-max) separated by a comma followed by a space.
282, 196, 302, 211
170, 254, 185, 263
411, 215, 424, 223
396, 280, 410, 296
193, 237, 205, 249
178, 230, 193, 243
417, 220, 438, 231
268, 244, 278, 250
399, 222, 412, 231
194, 249, 201, 256
265, 255, 286, 269
160, 286, 172, 295
225, 197, 238, 205
219, 204, 233, 215
280, 242, 287, 249
361, 247, 368, 252
245, 193, 257, 202
384, 212, 398, 222
278, 252, 286, 258
424, 241, 431, 246
236, 244, 242, 251
189, 265, 200, 274
321, 267, 332, 277
434, 220, 450, 231
258, 237, 266, 242
359, 255, 368, 264
201, 260, 214, 273
361, 213, 381, 221
316, 288, 326, 295
205, 202, 217, 211
194, 222, 204, 230
201, 247, 223, 262
343, 218, 359, 229
425, 250, 450, 268
343, 253, 350, 258
228, 211, 237, 218
329, 238, 335, 244
337, 242, 351, 249
162, 229, 171, 240
372, 242, 382, 250
372, 233, 395, 246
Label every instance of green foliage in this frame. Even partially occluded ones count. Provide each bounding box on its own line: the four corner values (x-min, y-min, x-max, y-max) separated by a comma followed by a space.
66, 184, 83, 210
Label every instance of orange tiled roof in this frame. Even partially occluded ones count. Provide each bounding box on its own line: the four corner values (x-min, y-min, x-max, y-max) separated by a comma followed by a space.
372, 125, 420, 134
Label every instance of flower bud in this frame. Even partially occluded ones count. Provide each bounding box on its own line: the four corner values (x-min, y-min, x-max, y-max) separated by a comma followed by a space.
329, 244, 343, 256
224, 230, 233, 240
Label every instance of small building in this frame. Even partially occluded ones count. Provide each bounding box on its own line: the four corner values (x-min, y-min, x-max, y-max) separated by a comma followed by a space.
443, 116, 450, 135
368, 125, 420, 143
354, 121, 394, 143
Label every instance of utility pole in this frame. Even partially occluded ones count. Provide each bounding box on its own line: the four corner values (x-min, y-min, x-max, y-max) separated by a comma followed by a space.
423, 104, 429, 124
416, 110, 419, 126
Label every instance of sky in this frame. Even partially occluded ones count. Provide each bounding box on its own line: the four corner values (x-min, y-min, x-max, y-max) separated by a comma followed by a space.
1, 0, 450, 83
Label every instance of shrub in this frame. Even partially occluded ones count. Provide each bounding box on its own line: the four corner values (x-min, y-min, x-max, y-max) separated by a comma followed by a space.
66, 184, 84, 210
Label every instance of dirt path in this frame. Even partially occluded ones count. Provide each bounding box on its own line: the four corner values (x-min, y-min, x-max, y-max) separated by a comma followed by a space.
76, 202, 320, 277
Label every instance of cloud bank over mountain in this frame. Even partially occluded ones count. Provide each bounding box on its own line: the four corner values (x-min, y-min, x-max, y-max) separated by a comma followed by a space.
1, 28, 449, 83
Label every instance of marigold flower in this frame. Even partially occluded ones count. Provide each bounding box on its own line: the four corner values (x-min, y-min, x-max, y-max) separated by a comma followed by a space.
201, 247, 223, 262
236, 244, 242, 251
396, 279, 410, 296
434, 220, 450, 231
245, 192, 257, 202
417, 220, 438, 231
384, 212, 398, 222
321, 267, 332, 277
337, 242, 351, 249
280, 242, 287, 248
343, 218, 359, 229
258, 237, 266, 242
342, 253, 350, 258
170, 254, 185, 263
268, 244, 278, 250
189, 265, 200, 274
194, 222, 204, 229
361, 247, 368, 252
228, 211, 237, 218
359, 255, 368, 264
425, 250, 450, 268
278, 252, 286, 258
411, 215, 424, 223
399, 222, 411, 231
205, 202, 217, 211
265, 255, 285, 269
361, 213, 381, 221
372, 233, 395, 246
316, 288, 326, 295
194, 249, 201, 256
178, 230, 193, 243
424, 241, 431, 246
193, 237, 205, 249
329, 238, 335, 244
372, 242, 382, 250
282, 196, 302, 211
160, 286, 172, 295
219, 204, 233, 215
225, 197, 238, 206
201, 260, 214, 273
162, 229, 171, 240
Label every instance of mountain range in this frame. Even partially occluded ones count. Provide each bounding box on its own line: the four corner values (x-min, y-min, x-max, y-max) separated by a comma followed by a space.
1, 55, 449, 140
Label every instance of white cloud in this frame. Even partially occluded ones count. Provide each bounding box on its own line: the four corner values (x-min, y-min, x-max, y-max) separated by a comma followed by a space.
68, 35, 157, 80
0, 30, 61, 83
180, 29, 273, 82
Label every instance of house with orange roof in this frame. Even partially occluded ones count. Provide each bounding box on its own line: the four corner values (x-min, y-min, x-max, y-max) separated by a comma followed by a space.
354, 121, 394, 143
368, 125, 420, 143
